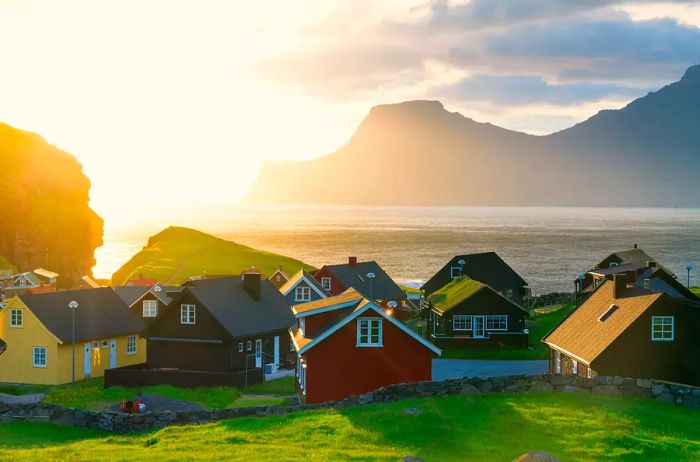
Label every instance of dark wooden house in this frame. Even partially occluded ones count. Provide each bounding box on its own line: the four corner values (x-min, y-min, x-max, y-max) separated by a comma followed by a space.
144, 272, 295, 375
269, 267, 290, 289
544, 275, 700, 386
421, 252, 529, 305
426, 277, 529, 349
115, 284, 184, 328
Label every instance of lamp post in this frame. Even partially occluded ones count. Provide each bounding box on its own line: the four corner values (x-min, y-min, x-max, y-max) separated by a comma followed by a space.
685, 263, 694, 288
367, 272, 376, 300
458, 259, 466, 277
67, 301, 79, 387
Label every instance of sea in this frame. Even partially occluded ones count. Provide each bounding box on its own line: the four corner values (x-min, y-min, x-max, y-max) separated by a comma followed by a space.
93, 206, 700, 294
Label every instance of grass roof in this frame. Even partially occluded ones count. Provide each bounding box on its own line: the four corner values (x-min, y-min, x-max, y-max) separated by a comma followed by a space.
429, 277, 485, 312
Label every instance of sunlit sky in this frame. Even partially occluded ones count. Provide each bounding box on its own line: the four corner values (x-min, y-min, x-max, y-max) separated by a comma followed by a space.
2, 0, 700, 224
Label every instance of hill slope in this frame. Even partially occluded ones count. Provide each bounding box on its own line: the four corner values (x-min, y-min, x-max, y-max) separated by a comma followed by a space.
111, 227, 313, 285
0, 254, 16, 273
246, 65, 700, 207
0, 122, 103, 286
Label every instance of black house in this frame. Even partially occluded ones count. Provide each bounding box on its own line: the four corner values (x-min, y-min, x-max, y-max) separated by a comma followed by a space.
144, 271, 295, 375
422, 252, 529, 305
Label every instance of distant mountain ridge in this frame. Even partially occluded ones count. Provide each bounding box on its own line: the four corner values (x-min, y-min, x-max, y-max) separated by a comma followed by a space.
246, 64, 700, 207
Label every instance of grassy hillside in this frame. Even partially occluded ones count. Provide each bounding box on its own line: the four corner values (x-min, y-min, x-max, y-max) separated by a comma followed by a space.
1, 394, 698, 461
111, 227, 313, 285
691, 286, 700, 298
0, 253, 16, 273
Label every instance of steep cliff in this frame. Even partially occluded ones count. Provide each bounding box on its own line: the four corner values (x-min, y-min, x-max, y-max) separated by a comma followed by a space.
0, 122, 103, 287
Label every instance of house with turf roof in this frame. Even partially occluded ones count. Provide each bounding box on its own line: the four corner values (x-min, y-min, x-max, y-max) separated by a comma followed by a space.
0, 287, 145, 385
279, 270, 328, 305
421, 252, 529, 305
426, 277, 529, 349
290, 289, 440, 404
545, 274, 700, 386
269, 267, 290, 289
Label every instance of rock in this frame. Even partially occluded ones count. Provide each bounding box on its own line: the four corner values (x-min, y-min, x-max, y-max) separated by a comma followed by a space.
529, 381, 554, 393
655, 393, 676, 404
592, 385, 622, 395
476, 380, 494, 393
512, 451, 560, 462
550, 375, 572, 386
562, 385, 588, 394
460, 384, 481, 395
404, 408, 422, 416
651, 384, 667, 397
612, 376, 624, 385
636, 378, 653, 389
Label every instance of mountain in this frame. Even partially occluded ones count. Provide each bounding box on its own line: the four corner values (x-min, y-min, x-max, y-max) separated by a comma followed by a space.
111, 227, 313, 285
0, 122, 103, 286
246, 65, 700, 207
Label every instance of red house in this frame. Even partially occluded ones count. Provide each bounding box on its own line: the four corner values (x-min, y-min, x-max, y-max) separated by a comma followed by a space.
290, 289, 441, 404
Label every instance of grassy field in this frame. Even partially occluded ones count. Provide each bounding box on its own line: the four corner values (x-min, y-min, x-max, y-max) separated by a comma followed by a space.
440, 303, 575, 360
111, 227, 314, 285
1, 393, 698, 461
691, 286, 700, 298
243, 376, 295, 395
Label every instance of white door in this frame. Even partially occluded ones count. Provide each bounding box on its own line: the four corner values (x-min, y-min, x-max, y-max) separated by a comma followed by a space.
273, 336, 280, 367
83, 343, 91, 378
255, 339, 262, 368
473, 316, 486, 338
109, 339, 117, 369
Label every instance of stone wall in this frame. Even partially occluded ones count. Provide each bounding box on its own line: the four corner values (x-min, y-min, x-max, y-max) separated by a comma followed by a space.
2, 374, 699, 433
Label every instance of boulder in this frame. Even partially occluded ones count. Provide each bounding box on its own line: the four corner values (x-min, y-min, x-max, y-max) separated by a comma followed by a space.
512, 451, 560, 462
529, 381, 554, 393
460, 384, 481, 395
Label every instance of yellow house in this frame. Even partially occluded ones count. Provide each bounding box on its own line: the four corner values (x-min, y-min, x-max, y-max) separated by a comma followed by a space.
0, 287, 146, 385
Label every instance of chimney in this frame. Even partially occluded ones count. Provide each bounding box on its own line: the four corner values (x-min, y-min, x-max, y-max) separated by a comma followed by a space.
646, 261, 657, 268
612, 274, 627, 299
348, 256, 358, 266
643, 279, 652, 290
633, 243, 638, 249
242, 270, 262, 301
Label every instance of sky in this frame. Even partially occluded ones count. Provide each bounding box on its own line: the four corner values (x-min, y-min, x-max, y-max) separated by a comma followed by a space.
1, 0, 700, 223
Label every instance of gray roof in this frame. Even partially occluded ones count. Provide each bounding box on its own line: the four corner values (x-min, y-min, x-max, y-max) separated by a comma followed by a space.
19, 288, 144, 343
589, 263, 645, 276
114, 286, 151, 307
186, 277, 295, 338
602, 248, 674, 277
323, 261, 405, 301
279, 270, 329, 297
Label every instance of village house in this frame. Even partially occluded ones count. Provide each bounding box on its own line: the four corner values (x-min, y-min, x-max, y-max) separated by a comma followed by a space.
115, 284, 184, 327
312, 257, 411, 318
426, 277, 529, 349
268, 267, 290, 289
290, 289, 440, 404
544, 274, 700, 386
1, 269, 59, 297
0, 337, 5, 356
0, 288, 145, 385
279, 270, 328, 305
421, 252, 529, 305
142, 272, 295, 381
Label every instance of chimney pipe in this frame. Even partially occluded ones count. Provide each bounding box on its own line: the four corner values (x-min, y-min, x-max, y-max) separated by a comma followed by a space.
612, 274, 626, 299
349, 256, 358, 266
646, 261, 657, 268
243, 271, 262, 301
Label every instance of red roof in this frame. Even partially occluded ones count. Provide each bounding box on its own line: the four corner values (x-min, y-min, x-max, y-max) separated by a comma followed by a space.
127, 278, 159, 287
26, 285, 57, 294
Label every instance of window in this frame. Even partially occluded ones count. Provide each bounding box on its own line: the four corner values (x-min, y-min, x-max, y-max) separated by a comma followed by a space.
143, 300, 158, 317
92, 341, 100, 351
10, 309, 22, 327
299, 318, 306, 335
32, 346, 47, 367
572, 360, 578, 375
453, 315, 472, 331
289, 338, 295, 352
555, 351, 561, 374
598, 304, 619, 322
295, 286, 311, 302
19, 276, 27, 287
101, 340, 109, 349
180, 304, 196, 325
450, 267, 461, 279
247, 340, 252, 351
321, 277, 331, 291
506, 289, 514, 299
357, 318, 382, 346
238, 342, 243, 353
126, 336, 137, 355
652, 316, 674, 341
486, 315, 508, 331
587, 368, 592, 379
609, 262, 619, 268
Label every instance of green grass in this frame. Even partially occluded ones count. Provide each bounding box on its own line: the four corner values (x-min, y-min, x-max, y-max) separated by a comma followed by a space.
0, 253, 16, 272
691, 286, 700, 298
399, 284, 421, 295
1, 393, 699, 461
244, 376, 295, 395
0, 383, 49, 396
111, 227, 314, 285
441, 303, 576, 360
429, 277, 484, 312
232, 396, 293, 408
40, 378, 241, 411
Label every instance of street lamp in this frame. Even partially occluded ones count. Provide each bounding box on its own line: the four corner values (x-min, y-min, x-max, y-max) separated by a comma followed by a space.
685, 263, 694, 288
67, 300, 79, 387
367, 272, 376, 300
575, 273, 586, 304
458, 259, 466, 277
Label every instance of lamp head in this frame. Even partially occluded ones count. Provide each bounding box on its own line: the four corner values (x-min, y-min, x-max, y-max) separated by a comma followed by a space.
367, 272, 375, 279
686, 263, 695, 271
68, 301, 79, 309
458, 259, 465, 266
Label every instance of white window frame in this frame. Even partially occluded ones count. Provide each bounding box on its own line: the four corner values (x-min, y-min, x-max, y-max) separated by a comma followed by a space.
32, 346, 47, 368
126, 335, 137, 355
299, 318, 306, 336
587, 368, 592, 379
485, 315, 508, 331
555, 350, 561, 374
357, 318, 383, 347
10, 308, 23, 328
295, 286, 311, 302
572, 360, 578, 375
450, 267, 462, 279
452, 315, 472, 331
651, 316, 674, 341
238, 342, 244, 353
247, 340, 252, 351
289, 338, 295, 352
142, 299, 158, 318
321, 277, 331, 291
180, 304, 196, 325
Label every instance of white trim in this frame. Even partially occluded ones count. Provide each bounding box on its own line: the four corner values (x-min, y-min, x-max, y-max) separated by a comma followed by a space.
180, 304, 196, 324
295, 286, 312, 302
292, 299, 361, 318
238, 342, 244, 353
126, 335, 137, 355
32, 346, 47, 368
452, 314, 472, 331
9, 308, 23, 328
298, 301, 441, 355
450, 267, 462, 279
320, 277, 331, 291
142, 299, 158, 318
485, 315, 508, 331
356, 318, 383, 347
282, 273, 327, 299
545, 343, 591, 366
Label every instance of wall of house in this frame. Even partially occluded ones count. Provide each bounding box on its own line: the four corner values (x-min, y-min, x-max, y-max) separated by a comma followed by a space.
285, 280, 324, 305
311, 268, 346, 296
131, 292, 167, 327
302, 307, 354, 336
301, 312, 435, 404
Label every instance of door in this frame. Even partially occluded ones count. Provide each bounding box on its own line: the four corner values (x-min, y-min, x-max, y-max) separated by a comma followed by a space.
109, 339, 117, 369
255, 339, 263, 368
83, 343, 91, 378
273, 336, 280, 367
473, 316, 486, 338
